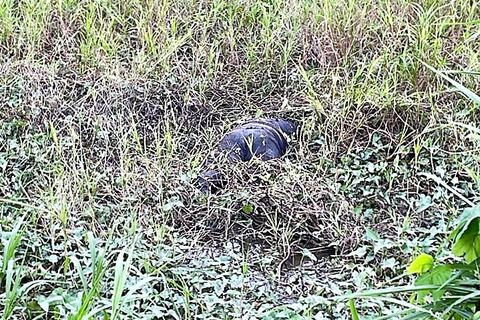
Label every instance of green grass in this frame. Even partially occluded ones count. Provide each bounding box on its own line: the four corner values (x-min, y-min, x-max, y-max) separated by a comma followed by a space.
0, 0, 479, 318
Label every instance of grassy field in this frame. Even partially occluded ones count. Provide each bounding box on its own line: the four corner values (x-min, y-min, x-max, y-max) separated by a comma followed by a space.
0, 0, 479, 318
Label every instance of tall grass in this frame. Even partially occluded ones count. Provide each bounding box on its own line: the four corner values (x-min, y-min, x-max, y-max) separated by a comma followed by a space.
0, 0, 479, 318
69, 232, 109, 320
1, 216, 24, 284
1, 216, 24, 320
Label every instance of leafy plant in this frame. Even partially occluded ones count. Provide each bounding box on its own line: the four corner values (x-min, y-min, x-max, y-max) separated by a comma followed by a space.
451, 208, 480, 263
336, 207, 480, 319
2, 1, 480, 319
334, 60, 480, 320
68, 232, 109, 320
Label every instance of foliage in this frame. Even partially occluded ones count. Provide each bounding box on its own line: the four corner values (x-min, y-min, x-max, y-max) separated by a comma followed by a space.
335, 61, 480, 320
0, 0, 479, 319
337, 207, 480, 319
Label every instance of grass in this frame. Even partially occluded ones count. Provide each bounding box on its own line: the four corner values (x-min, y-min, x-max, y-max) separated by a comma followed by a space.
0, 0, 479, 318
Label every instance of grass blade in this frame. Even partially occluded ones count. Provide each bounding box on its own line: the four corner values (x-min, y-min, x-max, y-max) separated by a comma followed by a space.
1, 216, 24, 283
69, 233, 109, 320
110, 235, 138, 320
349, 299, 359, 320
442, 290, 480, 315
3, 260, 23, 320
365, 296, 441, 320
334, 285, 441, 300
419, 60, 480, 106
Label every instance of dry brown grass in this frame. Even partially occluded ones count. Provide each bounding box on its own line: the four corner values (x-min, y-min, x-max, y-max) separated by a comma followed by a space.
1, 0, 479, 317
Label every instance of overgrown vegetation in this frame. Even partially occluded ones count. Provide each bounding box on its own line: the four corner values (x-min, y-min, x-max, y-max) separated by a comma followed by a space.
0, 0, 479, 318
335, 74, 480, 319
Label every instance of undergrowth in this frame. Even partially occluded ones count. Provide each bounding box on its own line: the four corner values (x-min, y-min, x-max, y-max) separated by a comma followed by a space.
0, 0, 479, 319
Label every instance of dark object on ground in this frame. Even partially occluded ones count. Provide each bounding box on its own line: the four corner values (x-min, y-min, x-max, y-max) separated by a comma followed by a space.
219, 118, 296, 162
196, 169, 227, 193
196, 118, 297, 193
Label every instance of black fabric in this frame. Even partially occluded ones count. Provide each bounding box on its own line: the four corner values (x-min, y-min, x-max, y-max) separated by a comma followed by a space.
196, 169, 226, 193
196, 118, 296, 193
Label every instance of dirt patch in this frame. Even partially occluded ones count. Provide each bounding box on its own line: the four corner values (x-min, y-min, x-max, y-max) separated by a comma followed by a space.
1, 63, 367, 265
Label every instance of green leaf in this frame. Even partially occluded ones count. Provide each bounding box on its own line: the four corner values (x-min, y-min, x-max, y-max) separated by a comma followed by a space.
416, 194, 432, 213
349, 299, 359, 320
262, 307, 305, 320
365, 228, 381, 242
450, 207, 480, 241
452, 220, 480, 263
407, 253, 434, 274
414, 265, 452, 303
242, 203, 254, 214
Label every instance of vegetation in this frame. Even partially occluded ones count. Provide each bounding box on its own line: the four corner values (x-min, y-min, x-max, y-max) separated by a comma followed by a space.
0, 0, 479, 318
336, 63, 480, 320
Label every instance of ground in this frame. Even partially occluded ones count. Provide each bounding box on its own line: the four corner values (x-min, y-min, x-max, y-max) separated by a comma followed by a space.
0, 0, 479, 319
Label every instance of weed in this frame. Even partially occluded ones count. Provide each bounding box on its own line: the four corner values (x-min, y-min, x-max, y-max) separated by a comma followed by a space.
0, 0, 479, 318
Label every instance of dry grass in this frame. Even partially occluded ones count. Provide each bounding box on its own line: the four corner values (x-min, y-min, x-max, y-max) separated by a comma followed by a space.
1, 0, 479, 318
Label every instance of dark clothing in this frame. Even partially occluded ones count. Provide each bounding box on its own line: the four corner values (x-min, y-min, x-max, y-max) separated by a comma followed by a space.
197, 118, 296, 193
